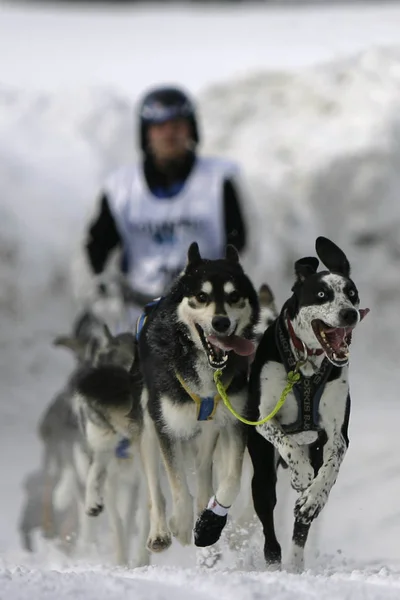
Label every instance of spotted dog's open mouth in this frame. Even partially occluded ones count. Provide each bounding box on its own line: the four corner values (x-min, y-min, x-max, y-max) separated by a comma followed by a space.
311, 320, 352, 366
195, 324, 255, 369
311, 308, 370, 367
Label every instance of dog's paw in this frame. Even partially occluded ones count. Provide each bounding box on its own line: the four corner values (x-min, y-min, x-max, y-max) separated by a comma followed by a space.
194, 509, 227, 547
289, 457, 315, 492
264, 543, 282, 570
285, 557, 305, 574
294, 483, 328, 523
146, 532, 172, 553
169, 513, 193, 546
85, 484, 104, 517
86, 503, 104, 517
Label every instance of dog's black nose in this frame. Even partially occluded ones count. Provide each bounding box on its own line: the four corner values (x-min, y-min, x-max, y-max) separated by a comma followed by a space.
212, 316, 231, 333
340, 308, 359, 326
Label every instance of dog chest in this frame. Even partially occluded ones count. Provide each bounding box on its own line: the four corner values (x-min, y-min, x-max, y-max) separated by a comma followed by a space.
160, 389, 243, 438
259, 361, 347, 442
161, 395, 205, 438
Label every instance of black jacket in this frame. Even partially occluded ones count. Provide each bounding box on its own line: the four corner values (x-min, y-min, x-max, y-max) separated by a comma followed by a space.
85, 152, 247, 277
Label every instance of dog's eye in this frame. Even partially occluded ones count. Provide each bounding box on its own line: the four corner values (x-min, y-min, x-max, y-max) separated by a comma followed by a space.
228, 291, 241, 304
317, 291, 325, 299
348, 289, 356, 297
196, 292, 209, 304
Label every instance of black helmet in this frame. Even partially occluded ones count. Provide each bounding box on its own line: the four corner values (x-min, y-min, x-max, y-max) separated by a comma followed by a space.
139, 86, 200, 151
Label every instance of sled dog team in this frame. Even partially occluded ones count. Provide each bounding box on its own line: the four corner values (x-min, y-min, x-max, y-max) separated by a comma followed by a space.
20, 237, 369, 572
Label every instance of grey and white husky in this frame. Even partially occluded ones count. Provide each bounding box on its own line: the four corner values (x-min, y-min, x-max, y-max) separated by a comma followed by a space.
20, 312, 150, 566
67, 324, 150, 566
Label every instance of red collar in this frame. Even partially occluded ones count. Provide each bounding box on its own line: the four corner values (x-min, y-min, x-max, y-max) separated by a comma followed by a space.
286, 317, 324, 357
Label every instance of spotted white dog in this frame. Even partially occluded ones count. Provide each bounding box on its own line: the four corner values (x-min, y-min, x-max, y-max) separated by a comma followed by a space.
247, 236, 369, 572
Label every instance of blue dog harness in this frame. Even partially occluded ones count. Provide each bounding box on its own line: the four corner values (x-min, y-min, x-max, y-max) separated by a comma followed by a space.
174, 371, 229, 421
135, 297, 163, 342
115, 437, 131, 459
197, 398, 218, 421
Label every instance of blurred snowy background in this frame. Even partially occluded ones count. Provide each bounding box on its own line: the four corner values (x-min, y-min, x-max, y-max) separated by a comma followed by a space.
2, 1, 400, 597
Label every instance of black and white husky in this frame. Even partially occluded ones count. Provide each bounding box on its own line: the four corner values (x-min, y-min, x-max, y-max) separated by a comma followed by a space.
247, 237, 369, 572
138, 242, 259, 552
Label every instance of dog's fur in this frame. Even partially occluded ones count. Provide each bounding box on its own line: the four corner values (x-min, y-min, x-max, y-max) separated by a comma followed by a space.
18, 469, 79, 554
20, 258, 277, 562
67, 324, 150, 566
20, 310, 150, 566
247, 237, 369, 572
17, 311, 104, 553
137, 242, 259, 552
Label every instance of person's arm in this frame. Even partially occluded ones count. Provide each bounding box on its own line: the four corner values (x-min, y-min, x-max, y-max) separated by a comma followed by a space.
222, 178, 247, 254
85, 192, 122, 275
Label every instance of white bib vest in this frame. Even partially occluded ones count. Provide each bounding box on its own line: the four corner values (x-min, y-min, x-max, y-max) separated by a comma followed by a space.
104, 156, 239, 297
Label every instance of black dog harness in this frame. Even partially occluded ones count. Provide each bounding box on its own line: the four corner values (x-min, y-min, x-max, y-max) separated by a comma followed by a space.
275, 313, 333, 434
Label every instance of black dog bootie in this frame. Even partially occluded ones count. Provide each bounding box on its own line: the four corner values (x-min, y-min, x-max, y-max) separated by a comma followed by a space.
194, 509, 227, 547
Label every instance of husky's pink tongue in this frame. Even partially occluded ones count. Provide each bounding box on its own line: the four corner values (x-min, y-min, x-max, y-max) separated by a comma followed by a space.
207, 334, 255, 357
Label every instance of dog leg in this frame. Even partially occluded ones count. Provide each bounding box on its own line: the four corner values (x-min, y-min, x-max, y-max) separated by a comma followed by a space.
256, 422, 314, 492
194, 430, 222, 569
286, 442, 324, 573
19, 498, 37, 553
41, 474, 56, 539
195, 428, 219, 515
140, 418, 171, 553
214, 424, 246, 507
85, 450, 109, 516
133, 467, 151, 567
119, 456, 150, 567
70, 441, 97, 550
289, 431, 346, 572
77, 496, 97, 550
58, 503, 79, 552
84, 421, 118, 517
294, 431, 346, 525
105, 466, 128, 566
20, 528, 34, 553
157, 430, 194, 547
38, 444, 57, 539
194, 422, 245, 548
247, 427, 281, 569
118, 463, 139, 565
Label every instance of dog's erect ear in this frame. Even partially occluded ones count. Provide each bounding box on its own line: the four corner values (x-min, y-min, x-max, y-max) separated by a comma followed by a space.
294, 257, 319, 282
187, 242, 202, 265
53, 335, 85, 354
226, 244, 239, 264
258, 283, 275, 307
315, 236, 351, 277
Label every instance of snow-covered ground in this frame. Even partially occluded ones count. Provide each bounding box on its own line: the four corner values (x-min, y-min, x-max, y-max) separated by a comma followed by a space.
4, 560, 400, 600
2, 2, 400, 597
